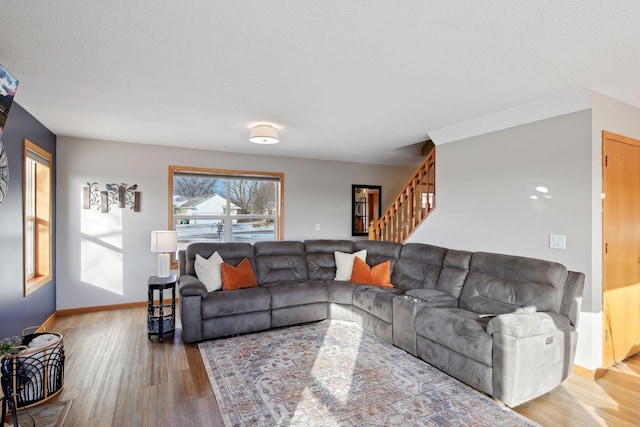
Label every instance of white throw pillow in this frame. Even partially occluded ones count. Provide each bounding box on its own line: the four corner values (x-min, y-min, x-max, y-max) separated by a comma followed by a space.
334, 249, 367, 281
195, 251, 224, 292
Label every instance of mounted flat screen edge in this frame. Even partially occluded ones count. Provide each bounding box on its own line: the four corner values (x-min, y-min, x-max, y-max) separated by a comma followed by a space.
352, 184, 381, 236
0, 64, 19, 138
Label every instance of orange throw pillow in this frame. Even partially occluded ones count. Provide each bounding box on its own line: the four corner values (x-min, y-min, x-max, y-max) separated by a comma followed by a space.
221, 258, 258, 290
349, 257, 393, 288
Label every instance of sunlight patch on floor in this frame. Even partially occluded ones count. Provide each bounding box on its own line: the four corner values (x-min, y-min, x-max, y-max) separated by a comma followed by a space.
566, 380, 617, 426
289, 322, 363, 425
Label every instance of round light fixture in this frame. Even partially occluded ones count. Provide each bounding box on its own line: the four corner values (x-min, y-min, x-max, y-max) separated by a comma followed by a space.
249, 124, 280, 144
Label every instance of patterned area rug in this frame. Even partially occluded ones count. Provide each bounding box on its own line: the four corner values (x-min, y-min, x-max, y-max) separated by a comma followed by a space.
4, 399, 72, 427
199, 320, 538, 427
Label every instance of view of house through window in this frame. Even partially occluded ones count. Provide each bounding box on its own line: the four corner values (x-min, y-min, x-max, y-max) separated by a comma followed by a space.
170, 167, 283, 255
24, 139, 52, 295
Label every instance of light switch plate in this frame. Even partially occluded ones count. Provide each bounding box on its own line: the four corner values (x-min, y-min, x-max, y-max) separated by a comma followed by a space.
549, 234, 566, 249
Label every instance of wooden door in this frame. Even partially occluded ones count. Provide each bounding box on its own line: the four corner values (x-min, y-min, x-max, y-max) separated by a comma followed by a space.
602, 131, 640, 367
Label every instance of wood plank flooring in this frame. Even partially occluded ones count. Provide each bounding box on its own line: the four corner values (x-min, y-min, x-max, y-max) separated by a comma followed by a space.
39, 307, 223, 427
10, 307, 639, 426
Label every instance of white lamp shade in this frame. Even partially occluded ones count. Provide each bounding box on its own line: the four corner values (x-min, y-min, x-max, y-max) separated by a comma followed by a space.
150, 230, 178, 253
250, 124, 279, 144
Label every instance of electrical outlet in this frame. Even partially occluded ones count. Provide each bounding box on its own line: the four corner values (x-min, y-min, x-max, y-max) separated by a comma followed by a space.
315, 224, 320, 231
549, 234, 566, 249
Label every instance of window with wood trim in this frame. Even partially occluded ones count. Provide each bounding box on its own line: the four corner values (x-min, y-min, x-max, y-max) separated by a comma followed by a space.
169, 166, 284, 259
24, 139, 52, 295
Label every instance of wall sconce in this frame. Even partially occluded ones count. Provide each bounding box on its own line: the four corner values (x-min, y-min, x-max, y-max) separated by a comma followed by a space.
83, 182, 141, 213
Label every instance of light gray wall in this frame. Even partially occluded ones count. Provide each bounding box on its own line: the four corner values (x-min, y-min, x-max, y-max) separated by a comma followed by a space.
408, 110, 594, 367
56, 136, 413, 310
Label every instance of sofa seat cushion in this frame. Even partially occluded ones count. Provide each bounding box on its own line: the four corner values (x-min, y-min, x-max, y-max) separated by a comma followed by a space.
352, 285, 403, 323
201, 287, 271, 319
263, 281, 328, 309
326, 281, 359, 304
405, 289, 457, 307
415, 308, 492, 366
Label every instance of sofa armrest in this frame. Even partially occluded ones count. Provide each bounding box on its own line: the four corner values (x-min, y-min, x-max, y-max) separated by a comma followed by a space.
178, 275, 208, 298
405, 288, 458, 308
486, 312, 571, 338
561, 271, 585, 328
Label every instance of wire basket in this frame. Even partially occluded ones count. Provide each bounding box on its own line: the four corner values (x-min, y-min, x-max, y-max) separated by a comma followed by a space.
0, 326, 65, 409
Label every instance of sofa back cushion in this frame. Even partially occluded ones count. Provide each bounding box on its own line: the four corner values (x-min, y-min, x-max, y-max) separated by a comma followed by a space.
254, 241, 308, 285
459, 252, 568, 315
354, 240, 402, 271
304, 240, 355, 281
184, 242, 255, 277
436, 249, 472, 299
392, 243, 447, 291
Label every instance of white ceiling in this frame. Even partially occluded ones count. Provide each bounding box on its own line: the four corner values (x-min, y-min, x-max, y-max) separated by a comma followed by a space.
2, 1, 639, 166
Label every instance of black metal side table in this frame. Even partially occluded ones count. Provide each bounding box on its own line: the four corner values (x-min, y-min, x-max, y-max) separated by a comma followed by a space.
147, 275, 177, 342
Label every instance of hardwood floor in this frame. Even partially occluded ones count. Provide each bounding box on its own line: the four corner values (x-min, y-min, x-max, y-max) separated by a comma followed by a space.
514, 357, 640, 426
40, 307, 223, 427
11, 307, 640, 426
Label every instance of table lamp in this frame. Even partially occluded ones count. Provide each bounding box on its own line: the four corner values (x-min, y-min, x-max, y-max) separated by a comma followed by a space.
150, 230, 178, 278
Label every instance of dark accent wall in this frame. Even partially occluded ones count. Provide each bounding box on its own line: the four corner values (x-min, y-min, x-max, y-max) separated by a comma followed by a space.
0, 103, 56, 338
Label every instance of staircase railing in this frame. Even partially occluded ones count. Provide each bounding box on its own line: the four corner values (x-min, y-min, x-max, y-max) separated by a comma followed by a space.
369, 149, 435, 242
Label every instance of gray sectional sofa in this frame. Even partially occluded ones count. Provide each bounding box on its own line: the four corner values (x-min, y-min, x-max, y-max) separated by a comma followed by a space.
178, 239, 584, 407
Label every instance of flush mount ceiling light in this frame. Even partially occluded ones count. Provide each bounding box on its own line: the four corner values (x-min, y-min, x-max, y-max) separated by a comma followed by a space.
250, 124, 280, 144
